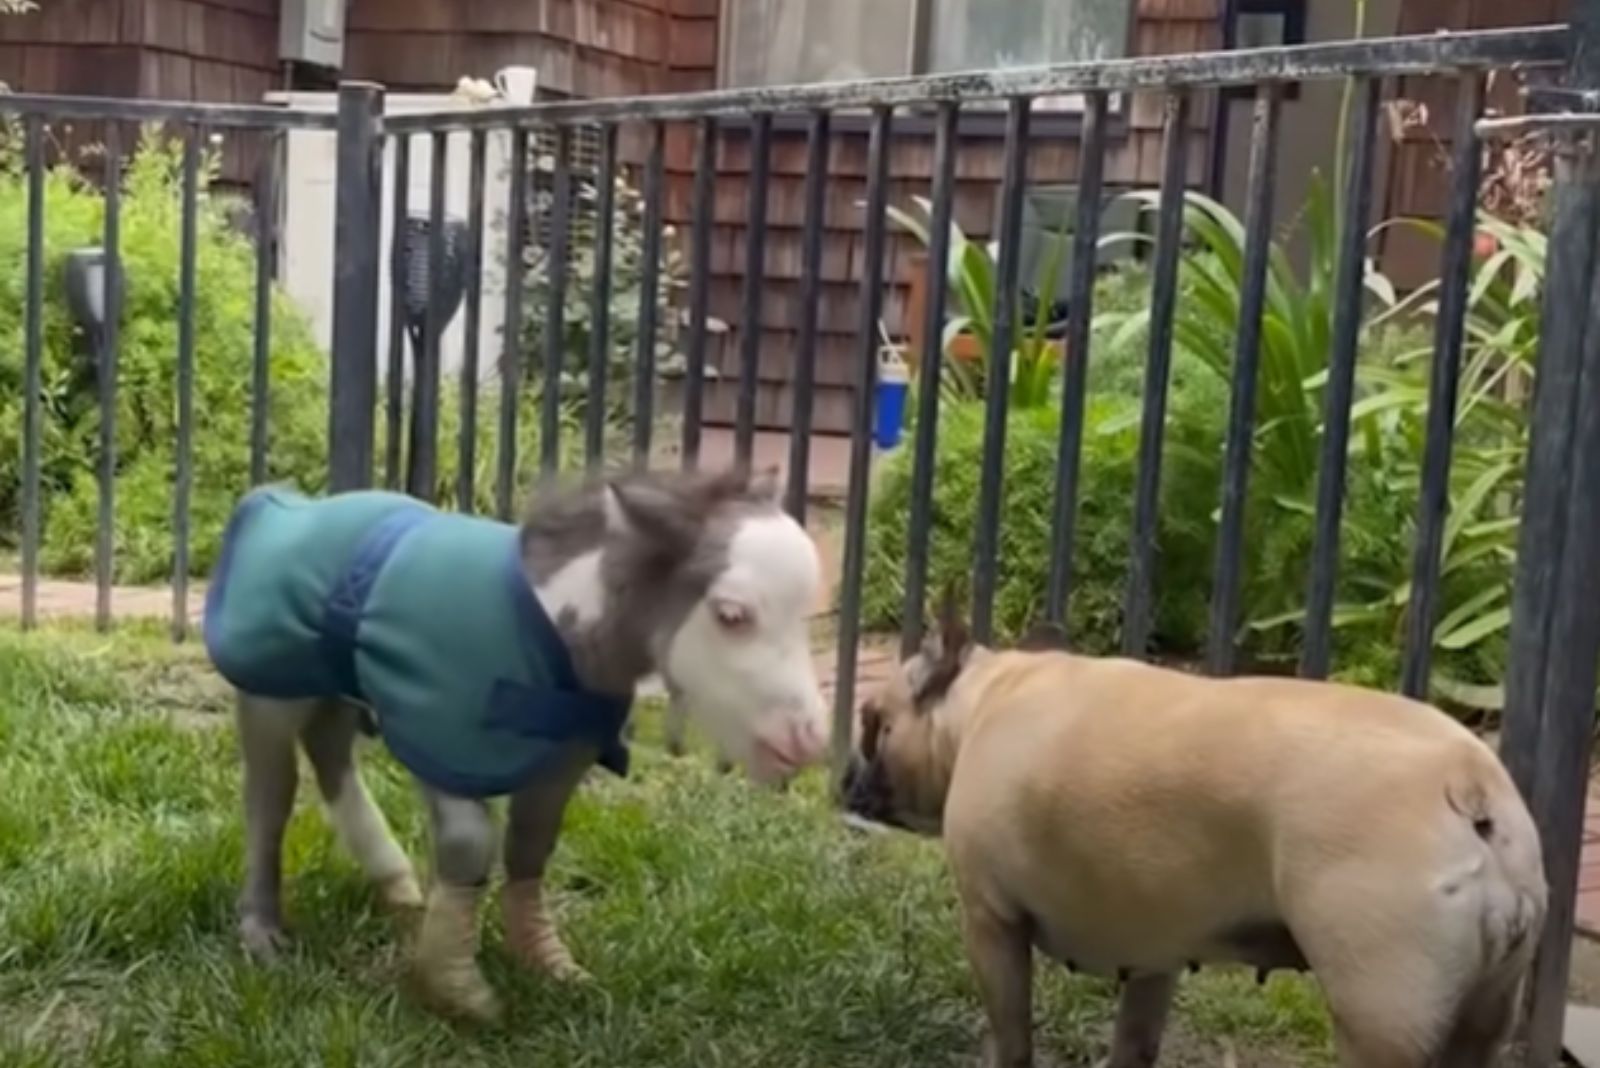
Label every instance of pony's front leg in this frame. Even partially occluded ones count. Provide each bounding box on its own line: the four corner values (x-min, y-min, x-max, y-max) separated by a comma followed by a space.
503, 747, 596, 982
412, 789, 501, 1023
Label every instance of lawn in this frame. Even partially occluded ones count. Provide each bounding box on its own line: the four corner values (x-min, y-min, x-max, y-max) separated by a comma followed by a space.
0, 624, 1334, 1067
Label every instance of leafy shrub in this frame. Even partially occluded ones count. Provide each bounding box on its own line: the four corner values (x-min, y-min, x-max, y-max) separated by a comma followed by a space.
860, 321, 1230, 653
0, 129, 327, 582
521, 161, 689, 432
1099, 183, 1525, 694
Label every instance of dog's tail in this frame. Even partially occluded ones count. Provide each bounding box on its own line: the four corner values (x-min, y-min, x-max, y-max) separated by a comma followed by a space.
1435, 749, 1547, 1061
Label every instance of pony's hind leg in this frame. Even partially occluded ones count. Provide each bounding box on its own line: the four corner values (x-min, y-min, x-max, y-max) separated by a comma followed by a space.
298, 700, 421, 912
236, 692, 314, 960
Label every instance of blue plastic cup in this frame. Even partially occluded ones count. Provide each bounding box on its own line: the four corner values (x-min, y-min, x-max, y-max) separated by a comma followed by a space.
874, 355, 910, 450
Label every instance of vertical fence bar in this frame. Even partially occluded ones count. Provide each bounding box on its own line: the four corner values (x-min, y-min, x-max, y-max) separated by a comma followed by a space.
540, 125, 574, 477
1122, 92, 1192, 659
171, 125, 202, 641
971, 96, 1033, 644
19, 116, 44, 630
250, 132, 279, 488
832, 105, 894, 769
329, 82, 385, 494
497, 126, 530, 520
786, 108, 833, 522
1205, 83, 1282, 676
899, 101, 958, 653
585, 123, 619, 473
385, 133, 410, 489
1299, 76, 1382, 678
458, 129, 487, 512
633, 120, 666, 469
682, 117, 717, 471
1500, 5, 1600, 1052
735, 112, 773, 467
95, 123, 124, 632
1525, 272, 1600, 1062
1044, 91, 1110, 632
1399, 73, 1484, 698
1503, 129, 1600, 797
406, 130, 449, 501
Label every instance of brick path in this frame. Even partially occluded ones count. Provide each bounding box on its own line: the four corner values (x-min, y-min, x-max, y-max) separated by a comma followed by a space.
1579, 793, 1600, 939
0, 573, 204, 621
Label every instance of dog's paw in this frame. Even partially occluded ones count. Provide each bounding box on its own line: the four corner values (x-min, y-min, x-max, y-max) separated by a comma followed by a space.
239, 915, 291, 962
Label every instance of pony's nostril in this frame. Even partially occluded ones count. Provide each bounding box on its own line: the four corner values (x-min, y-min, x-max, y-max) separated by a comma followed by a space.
792, 717, 827, 762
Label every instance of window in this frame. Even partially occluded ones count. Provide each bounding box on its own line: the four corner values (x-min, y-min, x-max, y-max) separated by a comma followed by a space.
925, 0, 1131, 74
1222, 0, 1306, 100
721, 0, 917, 87
719, 0, 1133, 106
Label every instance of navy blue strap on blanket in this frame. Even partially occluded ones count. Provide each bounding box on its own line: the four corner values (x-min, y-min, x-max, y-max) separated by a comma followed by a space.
498, 541, 633, 776
319, 505, 433, 701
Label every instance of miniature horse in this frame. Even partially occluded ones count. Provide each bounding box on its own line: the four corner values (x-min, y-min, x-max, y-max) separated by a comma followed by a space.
203, 466, 829, 1020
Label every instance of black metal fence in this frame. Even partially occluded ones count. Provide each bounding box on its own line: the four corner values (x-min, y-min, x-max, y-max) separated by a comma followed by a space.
6, 17, 1600, 1063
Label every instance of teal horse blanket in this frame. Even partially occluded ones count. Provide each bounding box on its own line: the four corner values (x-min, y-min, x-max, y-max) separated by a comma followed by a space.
203, 488, 630, 797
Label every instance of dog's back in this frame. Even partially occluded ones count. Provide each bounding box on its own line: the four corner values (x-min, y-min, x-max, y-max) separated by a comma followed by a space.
945, 652, 1546, 1065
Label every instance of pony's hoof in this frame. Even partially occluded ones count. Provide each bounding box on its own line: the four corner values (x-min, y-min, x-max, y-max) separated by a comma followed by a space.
379, 873, 425, 913
411, 966, 503, 1025
239, 915, 290, 962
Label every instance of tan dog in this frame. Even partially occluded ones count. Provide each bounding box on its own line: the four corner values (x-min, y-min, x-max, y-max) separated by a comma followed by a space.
842, 598, 1546, 1068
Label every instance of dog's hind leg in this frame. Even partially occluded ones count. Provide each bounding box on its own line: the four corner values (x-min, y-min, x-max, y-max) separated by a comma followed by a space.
1308, 941, 1452, 1068
236, 692, 314, 960
299, 701, 421, 913
1098, 972, 1176, 1068
1434, 971, 1523, 1068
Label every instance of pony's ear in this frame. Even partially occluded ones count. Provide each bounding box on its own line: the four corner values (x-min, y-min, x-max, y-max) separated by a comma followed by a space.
747, 464, 784, 507
602, 478, 701, 560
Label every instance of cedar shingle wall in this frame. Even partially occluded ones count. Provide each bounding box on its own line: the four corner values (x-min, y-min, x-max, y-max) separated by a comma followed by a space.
0, 0, 277, 182
345, 0, 685, 98
686, 0, 1223, 433
1380, 0, 1568, 285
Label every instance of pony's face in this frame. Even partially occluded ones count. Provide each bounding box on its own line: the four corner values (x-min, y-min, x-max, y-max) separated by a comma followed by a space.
599, 470, 828, 785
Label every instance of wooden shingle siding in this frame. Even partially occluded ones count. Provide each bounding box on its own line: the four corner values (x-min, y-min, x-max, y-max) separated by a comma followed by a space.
346, 0, 678, 97
689, 1, 1222, 433
0, 0, 276, 182
1379, 0, 1568, 285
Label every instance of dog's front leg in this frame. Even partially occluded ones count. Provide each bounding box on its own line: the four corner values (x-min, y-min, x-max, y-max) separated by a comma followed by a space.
1099, 973, 1177, 1068
962, 904, 1034, 1068
503, 747, 596, 982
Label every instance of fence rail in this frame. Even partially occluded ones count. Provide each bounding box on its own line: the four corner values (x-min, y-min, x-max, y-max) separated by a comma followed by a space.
4, 20, 1598, 1063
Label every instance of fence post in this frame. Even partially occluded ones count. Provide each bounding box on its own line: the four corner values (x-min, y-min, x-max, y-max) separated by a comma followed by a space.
1499, 1, 1600, 1060
328, 81, 385, 492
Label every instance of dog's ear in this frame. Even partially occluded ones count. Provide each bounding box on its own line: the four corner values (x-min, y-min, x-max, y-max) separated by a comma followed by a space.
1018, 619, 1068, 652
910, 582, 971, 709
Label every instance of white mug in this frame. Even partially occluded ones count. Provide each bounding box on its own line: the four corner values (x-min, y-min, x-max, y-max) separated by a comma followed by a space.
494, 66, 538, 106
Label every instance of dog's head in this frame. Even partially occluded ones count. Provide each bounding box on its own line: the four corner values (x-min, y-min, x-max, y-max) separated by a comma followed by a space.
841, 586, 978, 836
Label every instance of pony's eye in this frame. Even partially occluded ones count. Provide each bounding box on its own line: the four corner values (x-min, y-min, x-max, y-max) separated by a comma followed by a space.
710, 596, 756, 632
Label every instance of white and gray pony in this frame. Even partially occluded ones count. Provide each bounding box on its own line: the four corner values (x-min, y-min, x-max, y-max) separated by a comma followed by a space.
225, 467, 828, 1020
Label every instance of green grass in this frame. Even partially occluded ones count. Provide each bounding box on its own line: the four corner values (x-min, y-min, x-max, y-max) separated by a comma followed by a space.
0, 626, 1334, 1066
